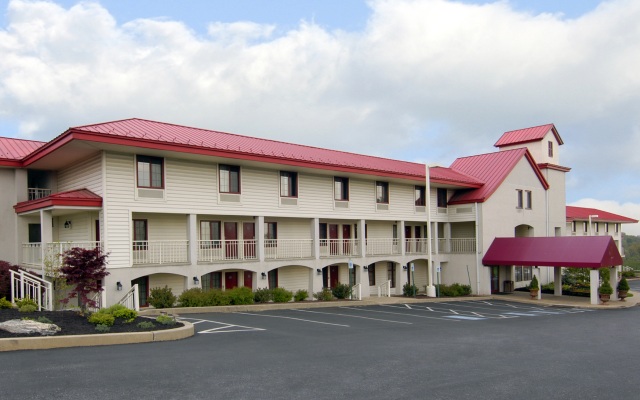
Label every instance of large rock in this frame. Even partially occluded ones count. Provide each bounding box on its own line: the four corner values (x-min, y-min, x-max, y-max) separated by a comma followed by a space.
0, 319, 61, 336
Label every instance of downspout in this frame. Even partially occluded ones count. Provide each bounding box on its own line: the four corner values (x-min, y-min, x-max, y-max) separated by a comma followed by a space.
475, 202, 481, 295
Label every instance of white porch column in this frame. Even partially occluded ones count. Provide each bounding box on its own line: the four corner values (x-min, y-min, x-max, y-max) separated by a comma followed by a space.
311, 218, 320, 260
256, 216, 265, 262
396, 262, 407, 295
610, 266, 618, 301
433, 222, 440, 255
426, 260, 436, 297
358, 219, 366, 257
444, 222, 451, 253
256, 270, 269, 289
533, 267, 542, 300
187, 214, 198, 267
399, 221, 406, 256
40, 210, 53, 265
589, 269, 599, 305
553, 267, 562, 296
357, 262, 370, 298
310, 267, 323, 297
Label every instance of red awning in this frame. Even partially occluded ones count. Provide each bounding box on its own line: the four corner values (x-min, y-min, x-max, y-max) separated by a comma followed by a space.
482, 236, 623, 268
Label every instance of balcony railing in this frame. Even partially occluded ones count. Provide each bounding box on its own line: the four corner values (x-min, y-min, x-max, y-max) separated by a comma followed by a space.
21, 241, 103, 267
320, 239, 361, 258
28, 188, 52, 200
198, 240, 257, 262
366, 238, 400, 256
437, 238, 476, 254
265, 239, 313, 260
405, 238, 429, 254
133, 240, 189, 265
22, 243, 43, 266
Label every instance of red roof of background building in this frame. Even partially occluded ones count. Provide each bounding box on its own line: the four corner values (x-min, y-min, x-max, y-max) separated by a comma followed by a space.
494, 123, 563, 147
447, 148, 549, 205
0, 136, 46, 166
566, 206, 638, 224
483, 236, 623, 268
14, 189, 102, 214
429, 166, 483, 187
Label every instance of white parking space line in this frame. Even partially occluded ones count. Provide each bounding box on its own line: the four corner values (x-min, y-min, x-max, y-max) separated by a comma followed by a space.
340, 306, 461, 322
237, 312, 350, 327
295, 309, 413, 325
381, 304, 516, 319
178, 317, 265, 334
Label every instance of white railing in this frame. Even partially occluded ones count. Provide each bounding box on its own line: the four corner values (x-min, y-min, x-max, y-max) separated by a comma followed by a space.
133, 240, 189, 265
405, 238, 429, 254
46, 241, 102, 258
366, 238, 400, 256
28, 187, 52, 200
10, 269, 53, 311
118, 284, 140, 311
351, 283, 362, 300
265, 239, 313, 260
22, 243, 43, 266
437, 238, 476, 254
87, 290, 107, 313
198, 240, 258, 262
319, 239, 361, 258
377, 280, 391, 297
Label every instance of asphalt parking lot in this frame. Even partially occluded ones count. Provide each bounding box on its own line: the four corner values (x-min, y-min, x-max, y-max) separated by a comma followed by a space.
2, 297, 638, 400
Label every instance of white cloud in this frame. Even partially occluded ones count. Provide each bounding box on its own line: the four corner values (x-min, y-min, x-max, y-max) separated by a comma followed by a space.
570, 198, 640, 235
0, 0, 639, 209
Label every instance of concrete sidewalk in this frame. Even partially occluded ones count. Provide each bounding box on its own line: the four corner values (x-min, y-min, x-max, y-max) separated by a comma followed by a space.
491, 289, 639, 309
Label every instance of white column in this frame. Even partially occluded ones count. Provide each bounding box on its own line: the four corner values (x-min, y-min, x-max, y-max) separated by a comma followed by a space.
187, 214, 198, 266
426, 260, 436, 297
358, 219, 366, 258
444, 222, 451, 253
553, 267, 562, 296
399, 221, 406, 256
433, 222, 440, 255
533, 267, 542, 300
256, 216, 265, 262
40, 210, 53, 266
357, 263, 370, 298
310, 267, 323, 297
590, 269, 599, 305
610, 266, 618, 301
311, 218, 320, 260
396, 262, 407, 295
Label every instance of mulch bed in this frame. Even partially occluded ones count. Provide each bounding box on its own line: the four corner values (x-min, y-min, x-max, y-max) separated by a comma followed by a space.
0, 308, 183, 339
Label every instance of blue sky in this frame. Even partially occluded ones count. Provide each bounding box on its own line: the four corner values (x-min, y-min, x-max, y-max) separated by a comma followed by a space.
1, 0, 639, 232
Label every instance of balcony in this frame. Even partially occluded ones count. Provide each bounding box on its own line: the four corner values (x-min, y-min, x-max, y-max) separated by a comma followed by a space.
265, 239, 313, 260
133, 240, 189, 265
198, 240, 257, 262
320, 239, 361, 258
405, 238, 429, 255
28, 188, 52, 201
21, 241, 103, 267
366, 238, 400, 256
437, 238, 476, 254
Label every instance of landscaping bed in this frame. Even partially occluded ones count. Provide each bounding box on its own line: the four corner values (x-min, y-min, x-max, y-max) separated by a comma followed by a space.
0, 308, 183, 339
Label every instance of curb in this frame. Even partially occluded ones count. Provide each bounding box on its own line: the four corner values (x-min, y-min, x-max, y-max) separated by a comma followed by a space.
0, 321, 194, 352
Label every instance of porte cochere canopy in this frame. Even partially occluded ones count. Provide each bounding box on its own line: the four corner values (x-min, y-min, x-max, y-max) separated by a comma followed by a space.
482, 236, 623, 268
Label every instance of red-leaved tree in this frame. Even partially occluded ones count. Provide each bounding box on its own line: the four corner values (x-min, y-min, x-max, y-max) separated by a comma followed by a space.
60, 247, 109, 312
0, 260, 22, 299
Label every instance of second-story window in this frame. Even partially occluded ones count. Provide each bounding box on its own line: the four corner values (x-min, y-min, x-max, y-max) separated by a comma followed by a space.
415, 186, 426, 206
615, 223, 619, 233
219, 165, 240, 193
605, 222, 609, 232
265, 222, 277, 247
583, 221, 588, 232
594, 222, 599, 233
280, 171, 298, 197
516, 189, 523, 209
437, 188, 448, 208
548, 141, 553, 157
137, 155, 163, 188
334, 177, 349, 201
572, 221, 576, 233
376, 181, 389, 204
525, 190, 532, 209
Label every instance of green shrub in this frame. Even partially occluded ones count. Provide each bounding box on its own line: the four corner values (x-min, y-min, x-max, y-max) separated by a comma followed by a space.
529, 275, 539, 290
178, 288, 208, 307
148, 286, 176, 309
88, 312, 115, 326
294, 289, 309, 302
621, 270, 636, 278
272, 287, 293, 303
228, 286, 254, 305
313, 288, 333, 301
95, 324, 111, 333
331, 283, 352, 299
541, 282, 555, 291
437, 283, 472, 297
205, 289, 231, 306
617, 277, 630, 291
156, 314, 176, 326
599, 281, 613, 295
0, 297, 13, 309
254, 288, 273, 303
111, 307, 138, 322
15, 298, 38, 308
403, 283, 418, 296
37, 316, 53, 324
137, 321, 155, 329
19, 304, 37, 313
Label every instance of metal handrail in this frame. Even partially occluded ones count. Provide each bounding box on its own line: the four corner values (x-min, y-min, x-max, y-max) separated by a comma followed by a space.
118, 284, 140, 311
377, 280, 391, 297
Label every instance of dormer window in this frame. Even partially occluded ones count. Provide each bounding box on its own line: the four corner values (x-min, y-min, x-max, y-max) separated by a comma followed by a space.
548, 141, 553, 158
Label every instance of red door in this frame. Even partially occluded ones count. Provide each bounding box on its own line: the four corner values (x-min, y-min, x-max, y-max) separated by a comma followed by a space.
243, 271, 253, 289
342, 225, 351, 254
329, 224, 339, 255
405, 226, 412, 252
225, 271, 238, 290
329, 265, 339, 288
243, 222, 255, 258
224, 222, 238, 259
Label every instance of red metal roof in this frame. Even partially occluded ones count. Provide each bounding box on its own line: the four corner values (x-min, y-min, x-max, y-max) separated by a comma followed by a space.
566, 206, 638, 224
429, 166, 483, 188
14, 189, 102, 214
0, 136, 46, 166
447, 148, 549, 205
494, 123, 563, 148
483, 236, 623, 268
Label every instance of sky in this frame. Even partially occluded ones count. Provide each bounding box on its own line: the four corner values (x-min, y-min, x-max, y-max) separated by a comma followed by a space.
1, 0, 639, 233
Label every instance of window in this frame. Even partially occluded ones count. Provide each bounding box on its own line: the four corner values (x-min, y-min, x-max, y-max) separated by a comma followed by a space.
387, 262, 396, 288
548, 141, 553, 157
594, 223, 599, 233
615, 223, 619, 233
392, 224, 398, 240
572, 221, 576, 233
265, 222, 277, 246
319, 223, 327, 246
133, 219, 148, 250
415, 186, 426, 206
200, 221, 221, 248
202, 272, 222, 291
280, 171, 298, 197
516, 189, 523, 209
605, 223, 609, 233
219, 164, 240, 193
137, 156, 163, 188
523, 267, 532, 281
376, 181, 389, 204
268, 270, 278, 289
583, 221, 588, 232
515, 266, 523, 282
437, 188, 448, 208
334, 177, 349, 201
525, 190, 532, 209
368, 264, 375, 285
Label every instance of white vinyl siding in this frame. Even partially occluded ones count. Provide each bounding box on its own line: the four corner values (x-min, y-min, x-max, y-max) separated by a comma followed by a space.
57, 153, 103, 195
451, 222, 475, 238
277, 266, 309, 292
132, 213, 188, 241
56, 212, 99, 243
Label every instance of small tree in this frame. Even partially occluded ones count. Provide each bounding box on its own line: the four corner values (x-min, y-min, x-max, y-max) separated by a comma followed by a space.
59, 247, 109, 313
0, 260, 22, 299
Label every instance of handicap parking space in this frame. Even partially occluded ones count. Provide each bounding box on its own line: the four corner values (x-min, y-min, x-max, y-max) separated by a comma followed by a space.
179, 299, 594, 335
